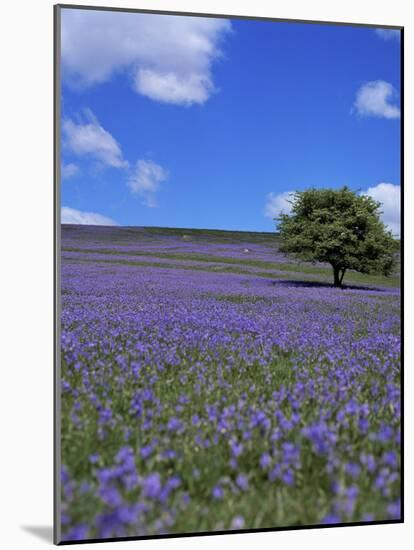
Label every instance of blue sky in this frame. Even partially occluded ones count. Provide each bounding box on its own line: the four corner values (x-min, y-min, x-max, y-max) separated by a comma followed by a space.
60, 9, 401, 234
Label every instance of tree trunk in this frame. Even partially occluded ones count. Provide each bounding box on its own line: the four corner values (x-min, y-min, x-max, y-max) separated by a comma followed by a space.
333, 266, 342, 288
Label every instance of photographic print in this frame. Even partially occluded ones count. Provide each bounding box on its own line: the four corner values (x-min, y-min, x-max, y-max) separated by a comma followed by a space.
55, 5, 402, 544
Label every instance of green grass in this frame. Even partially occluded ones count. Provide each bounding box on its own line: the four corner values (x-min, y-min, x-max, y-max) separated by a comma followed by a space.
62, 224, 280, 246
64, 247, 399, 288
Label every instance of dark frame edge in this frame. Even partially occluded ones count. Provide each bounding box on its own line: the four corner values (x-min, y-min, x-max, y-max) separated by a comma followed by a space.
55, 2, 403, 31
54, 3, 62, 546
399, 26, 404, 524
56, 519, 403, 546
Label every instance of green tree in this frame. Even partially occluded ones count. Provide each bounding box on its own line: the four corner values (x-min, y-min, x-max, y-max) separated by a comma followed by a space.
277, 187, 398, 287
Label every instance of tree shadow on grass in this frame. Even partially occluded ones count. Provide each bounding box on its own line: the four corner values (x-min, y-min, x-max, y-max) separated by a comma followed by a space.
272, 279, 387, 292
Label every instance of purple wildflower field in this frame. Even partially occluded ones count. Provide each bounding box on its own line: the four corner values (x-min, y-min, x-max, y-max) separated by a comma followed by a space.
60, 224, 401, 541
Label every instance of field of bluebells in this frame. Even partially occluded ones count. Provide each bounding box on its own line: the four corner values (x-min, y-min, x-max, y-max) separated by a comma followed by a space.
60, 224, 401, 542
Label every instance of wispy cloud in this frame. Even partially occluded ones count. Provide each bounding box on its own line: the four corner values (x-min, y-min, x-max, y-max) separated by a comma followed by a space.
135, 70, 213, 107
60, 162, 79, 180
375, 29, 401, 42
62, 110, 128, 168
353, 80, 400, 119
362, 182, 400, 236
61, 206, 118, 226
62, 110, 170, 207
264, 191, 294, 218
61, 162, 79, 180
61, 10, 231, 106
127, 159, 168, 207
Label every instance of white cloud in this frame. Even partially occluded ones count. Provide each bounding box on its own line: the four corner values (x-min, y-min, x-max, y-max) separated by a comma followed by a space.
135, 69, 212, 106
61, 206, 118, 226
353, 80, 400, 119
362, 182, 400, 236
264, 191, 294, 218
61, 10, 231, 106
62, 111, 169, 205
61, 162, 79, 179
62, 110, 128, 168
127, 159, 168, 207
375, 29, 401, 42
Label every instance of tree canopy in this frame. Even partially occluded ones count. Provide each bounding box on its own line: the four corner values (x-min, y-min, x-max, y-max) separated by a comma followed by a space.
277, 187, 399, 287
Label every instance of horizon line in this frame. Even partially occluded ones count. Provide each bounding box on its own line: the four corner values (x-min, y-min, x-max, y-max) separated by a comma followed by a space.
61, 223, 279, 235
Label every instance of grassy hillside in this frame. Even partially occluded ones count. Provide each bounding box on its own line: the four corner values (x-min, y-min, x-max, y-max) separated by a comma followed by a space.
61, 225, 400, 289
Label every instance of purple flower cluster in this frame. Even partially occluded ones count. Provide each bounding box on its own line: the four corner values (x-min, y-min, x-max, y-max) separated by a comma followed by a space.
60, 226, 401, 541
